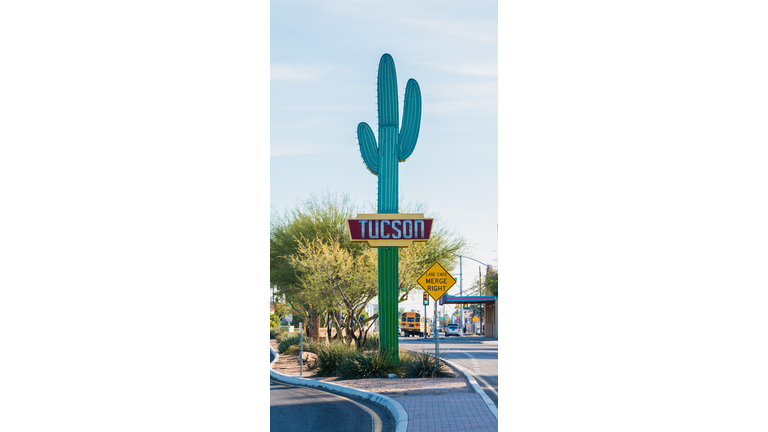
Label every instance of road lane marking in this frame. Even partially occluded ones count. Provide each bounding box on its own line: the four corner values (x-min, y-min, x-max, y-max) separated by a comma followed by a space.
459, 352, 499, 399
331, 393, 383, 432
270, 378, 382, 432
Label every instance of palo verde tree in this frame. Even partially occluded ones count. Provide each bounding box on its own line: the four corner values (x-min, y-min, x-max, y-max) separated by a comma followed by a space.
270, 191, 367, 341
289, 236, 378, 349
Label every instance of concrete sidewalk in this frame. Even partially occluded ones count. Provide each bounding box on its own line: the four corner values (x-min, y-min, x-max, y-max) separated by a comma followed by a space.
393, 392, 498, 432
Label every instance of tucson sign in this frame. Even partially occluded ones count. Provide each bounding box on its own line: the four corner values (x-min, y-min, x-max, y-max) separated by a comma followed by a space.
347, 213, 433, 247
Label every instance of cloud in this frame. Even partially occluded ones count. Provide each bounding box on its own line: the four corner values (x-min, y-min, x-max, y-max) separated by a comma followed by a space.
402, 17, 497, 44
270, 138, 351, 157
270, 142, 326, 157
423, 80, 498, 113
429, 62, 498, 78
270, 63, 326, 81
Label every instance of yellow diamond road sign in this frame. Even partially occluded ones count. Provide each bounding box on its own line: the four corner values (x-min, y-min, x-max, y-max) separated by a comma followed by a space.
417, 262, 457, 302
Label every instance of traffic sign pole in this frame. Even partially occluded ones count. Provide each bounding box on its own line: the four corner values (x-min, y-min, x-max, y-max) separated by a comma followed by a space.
299, 322, 303, 376
434, 301, 439, 358
424, 301, 427, 340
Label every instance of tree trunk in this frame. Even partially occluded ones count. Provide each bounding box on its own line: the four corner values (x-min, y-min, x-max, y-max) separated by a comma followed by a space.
330, 311, 345, 344
306, 307, 320, 341
323, 310, 331, 344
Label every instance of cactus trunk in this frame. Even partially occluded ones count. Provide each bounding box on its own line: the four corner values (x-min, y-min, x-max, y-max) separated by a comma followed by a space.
377, 246, 399, 360
378, 124, 399, 360
378, 126, 399, 214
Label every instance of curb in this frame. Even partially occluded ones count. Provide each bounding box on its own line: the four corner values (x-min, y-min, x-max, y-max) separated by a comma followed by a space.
269, 346, 408, 432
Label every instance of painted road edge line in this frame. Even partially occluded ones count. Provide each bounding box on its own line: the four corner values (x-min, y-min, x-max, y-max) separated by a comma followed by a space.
269, 346, 408, 432
442, 357, 499, 420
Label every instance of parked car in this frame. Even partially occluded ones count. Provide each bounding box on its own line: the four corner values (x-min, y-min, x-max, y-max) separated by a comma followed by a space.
445, 323, 460, 337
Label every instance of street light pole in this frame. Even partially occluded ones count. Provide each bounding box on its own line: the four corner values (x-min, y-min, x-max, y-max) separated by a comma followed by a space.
459, 256, 463, 336
458, 255, 490, 337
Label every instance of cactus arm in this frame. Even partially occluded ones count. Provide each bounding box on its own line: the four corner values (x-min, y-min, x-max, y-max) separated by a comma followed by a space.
357, 122, 379, 175
377, 54, 399, 127
398, 78, 421, 162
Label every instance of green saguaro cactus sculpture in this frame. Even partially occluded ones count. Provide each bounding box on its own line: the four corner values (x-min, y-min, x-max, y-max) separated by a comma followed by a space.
357, 54, 421, 360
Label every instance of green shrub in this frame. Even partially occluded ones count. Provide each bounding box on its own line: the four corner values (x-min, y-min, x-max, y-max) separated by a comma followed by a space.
270, 328, 285, 340
337, 348, 401, 380
402, 351, 451, 379
360, 333, 379, 351
313, 342, 355, 377
283, 345, 300, 356
302, 341, 323, 355
274, 329, 294, 342
278, 335, 302, 353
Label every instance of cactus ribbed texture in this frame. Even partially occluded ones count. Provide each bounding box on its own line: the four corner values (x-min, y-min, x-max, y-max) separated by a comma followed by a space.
357, 54, 421, 361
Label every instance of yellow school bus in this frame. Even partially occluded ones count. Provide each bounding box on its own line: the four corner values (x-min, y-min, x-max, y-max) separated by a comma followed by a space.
400, 312, 430, 337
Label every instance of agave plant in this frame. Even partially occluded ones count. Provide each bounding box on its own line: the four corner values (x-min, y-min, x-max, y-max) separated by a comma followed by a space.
313, 342, 356, 377
338, 348, 402, 380
402, 351, 451, 379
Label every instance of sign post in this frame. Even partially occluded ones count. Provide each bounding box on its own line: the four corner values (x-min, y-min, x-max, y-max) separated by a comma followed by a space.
435, 301, 439, 357
417, 261, 457, 359
424, 301, 428, 340
422, 292, 429, 340
299, 322, 303, 376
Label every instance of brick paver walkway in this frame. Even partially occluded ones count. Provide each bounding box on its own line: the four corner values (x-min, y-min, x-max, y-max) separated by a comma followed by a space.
393, 393, 498, 432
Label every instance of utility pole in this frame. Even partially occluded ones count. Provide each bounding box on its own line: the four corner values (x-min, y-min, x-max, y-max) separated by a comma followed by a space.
479, 266, 482, 295
459, 256, 463, 336
458, 255, 491, 337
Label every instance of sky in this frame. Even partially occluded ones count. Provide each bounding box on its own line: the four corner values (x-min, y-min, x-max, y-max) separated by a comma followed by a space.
270, 0, 498, 316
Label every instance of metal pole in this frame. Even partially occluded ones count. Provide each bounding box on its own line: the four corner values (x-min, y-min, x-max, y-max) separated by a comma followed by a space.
424, 301, 428, 339
459, 255, 463, 336
299, 322, 303, 376
434, 301, 439, 358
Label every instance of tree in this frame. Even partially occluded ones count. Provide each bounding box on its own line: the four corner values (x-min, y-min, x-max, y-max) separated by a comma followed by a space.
270, 191, 367, 341
272, 301, 291, 321
485, 267, 498, 297
289, 236, 378, 348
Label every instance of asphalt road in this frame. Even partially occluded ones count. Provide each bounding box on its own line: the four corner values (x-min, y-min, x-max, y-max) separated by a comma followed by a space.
400, 336, 499, 407
270, 352, 395, 432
